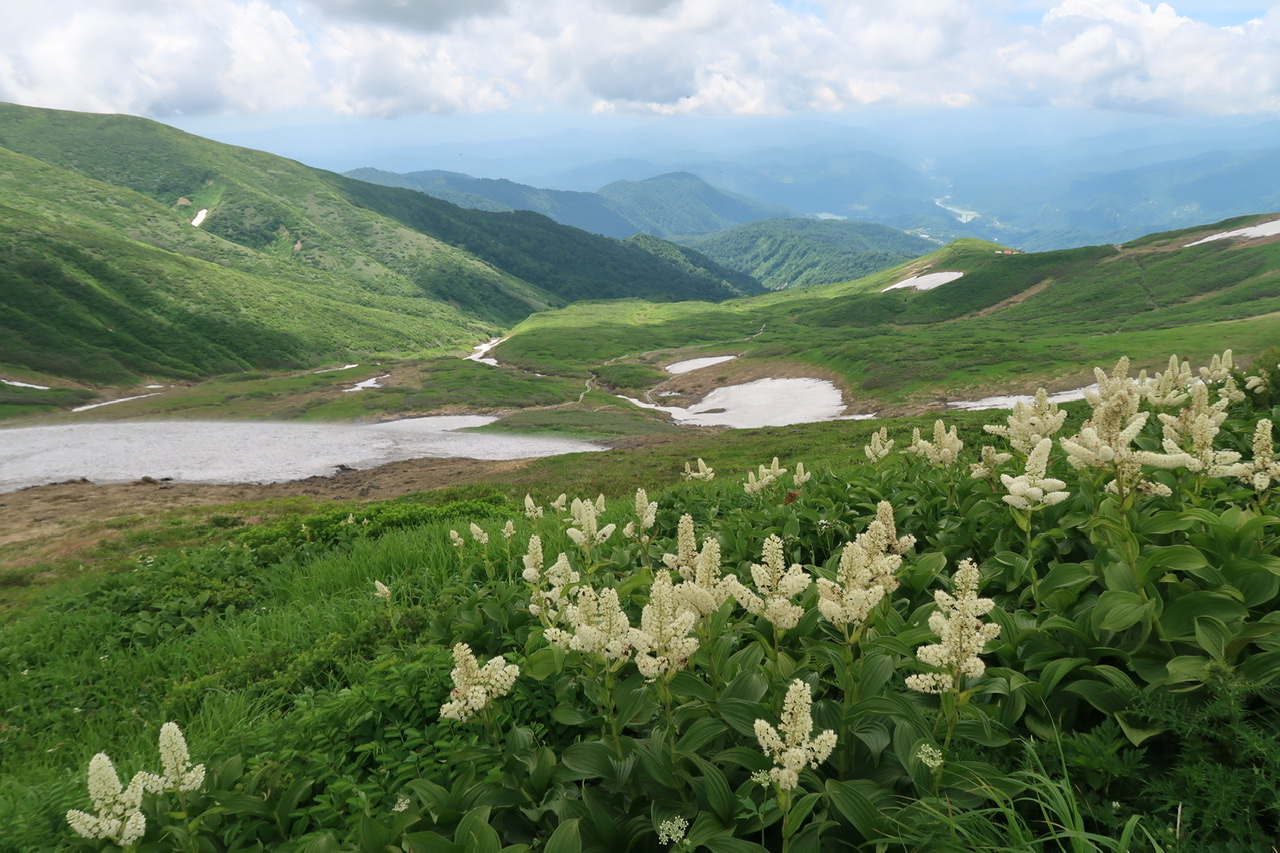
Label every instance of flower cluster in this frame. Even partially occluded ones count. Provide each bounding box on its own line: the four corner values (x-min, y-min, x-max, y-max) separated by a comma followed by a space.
753, 679, 837, 791
1154, 381, 1248, 478
905, 420, 964, 468
66, 722, 205, 846
1001, 438, 1070, 511
657, 816, 689, 846
549, 585, 635, 662
744, 457, 787, 495
1242, 419, 1280, 492
864, 426, 894, 462
623, 487, 658, 543
439, 643, 519, 722
727, 534, 811, 630
681, 458, 715, 481
523, 494, 544, 520
816, 502, 911, 630
661, 514, 732, 616
522, 536, 579, 626
566, 496, 616, 551
632, 572, 700, 682
906, 559, 1001, 695
983, 388, 1067, 456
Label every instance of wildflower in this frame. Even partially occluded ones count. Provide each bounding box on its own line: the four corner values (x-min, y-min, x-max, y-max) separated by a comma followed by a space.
566, 497, 616, 550
1139, 355, 1194, 409
753, 679, 837, 791
523, 494, 544, 520
916, 743, 945, 770
373, 580, 391, 601
904, 420, 964, 468
1059, 357, 1188, 499
969, 444, 1013, 479
1198, 349, 1235, 384
905, 559, 1001, 695
727, 535, 811, 631
750, 770, 772, 787
625, 488, 658, 543
448, 529, 465, 548
658, 816, 688, 846
526, 549, 579, 630
983, 388, 1069, 456
1151, 382, 1247, 478
816, 502, 910, 630
1001, 438, 1070, 511
157, 722, 205, 792
555, 585, 635, 662
793, 462, 811, 487
550, 493, 568, 513
1241, 419, 1280, 492
392, 794, 411, 813
501, 520, 516, 541
864, 426, 894, 462
673, 533, 733, 617
632, 572, 699, 682
439, 643, 519, 722
66, 753, 162, 846
682, 458, 715, 481
661, 514, 698, 576
744, 457, 787, 495
469, 523, 489, 545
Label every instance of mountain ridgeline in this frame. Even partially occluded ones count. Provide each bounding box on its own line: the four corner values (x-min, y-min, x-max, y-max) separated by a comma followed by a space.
0, 103, 763, 384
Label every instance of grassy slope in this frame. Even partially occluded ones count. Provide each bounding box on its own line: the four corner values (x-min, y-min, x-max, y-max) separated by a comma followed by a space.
0, 104, 760, 386
672, 217, 937, 289
495, 221, 1280, 408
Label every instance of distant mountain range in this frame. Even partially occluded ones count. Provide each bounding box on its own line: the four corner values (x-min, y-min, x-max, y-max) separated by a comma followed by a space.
0, 103, 763, 384
345, 167, 794, 238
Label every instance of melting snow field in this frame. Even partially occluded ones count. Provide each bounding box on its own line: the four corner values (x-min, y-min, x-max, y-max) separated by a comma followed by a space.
1184, 219, 1280, 247
625, 377, 856, 428
1, 379, 51, 390
665, 355, 738, 374
883, 271, 964, 291
190, 208, 208, 227
467, 337, 508, 366
947, 385, 1095, 411
0, 417, 601, 494
71, 393, 163, 412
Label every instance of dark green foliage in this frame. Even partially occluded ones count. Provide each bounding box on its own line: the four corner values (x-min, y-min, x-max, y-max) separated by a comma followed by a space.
596, 171, 795, 237
673, 218, 934, 290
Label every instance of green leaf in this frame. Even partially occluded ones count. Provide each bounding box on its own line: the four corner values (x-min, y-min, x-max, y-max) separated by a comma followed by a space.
702, 836, 771, 852
825, 779, 889, 838
1165, 655, 1212, 686
455, 807, 500, 853
1160, 591, 1246, 640
1035, 656, 1089, 694
1092, 589, 1152, 632
690, 755, 737, 825
403, 831, 455, 853
560, 741, 615, 780
715, 697, 764, 736
679, 717, 728, 755
357, 815, 391, 853
1037, 562, 1094, 595
544, 818, 582, 853
1194, 616, 1232, 662
783, 792, 822, 839
1115, 713, 1164, 746
1239, 649, 1280, 685
551, 703, 591, 725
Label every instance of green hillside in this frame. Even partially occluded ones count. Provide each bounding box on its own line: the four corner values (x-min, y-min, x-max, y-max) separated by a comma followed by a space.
494, 218, 1280, 408
0, 103, 757, 384
672, 218, 937, 289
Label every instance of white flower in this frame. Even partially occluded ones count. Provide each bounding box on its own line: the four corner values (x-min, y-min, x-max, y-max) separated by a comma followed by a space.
906, 560, 1001, 695
658, 816, 688, 845
158, 722, 205, 792
469, 523, 489, 545
816, 502, 909, 630
439, 643, 519, 722
682, 458, 715, 481
524, 494, 544, 520
566, 497, 615, 550
916, 743, 945, 770
743, 457, 787, 495
560, 585, 635, 662
754, 679, 837, 791
373, 580, 391, 601
449, 529, 465, 548
864, 426, 894, 462
392, 794, 411, 813
501, 520, 516, 541
1000, 438, 1070, 511
1241, 419, 1280, 492
904, 420, 964, 468
727, 535, 811, 631
632, 572, 699, 682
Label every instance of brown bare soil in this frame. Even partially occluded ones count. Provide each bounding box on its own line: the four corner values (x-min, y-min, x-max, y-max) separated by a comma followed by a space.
0, 455, 532, 571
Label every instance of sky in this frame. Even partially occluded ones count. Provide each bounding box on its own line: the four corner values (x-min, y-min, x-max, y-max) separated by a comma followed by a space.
1, 0, 1278, 172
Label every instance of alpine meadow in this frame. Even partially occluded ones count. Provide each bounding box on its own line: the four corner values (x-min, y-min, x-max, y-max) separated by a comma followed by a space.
4, 100, 1280, 853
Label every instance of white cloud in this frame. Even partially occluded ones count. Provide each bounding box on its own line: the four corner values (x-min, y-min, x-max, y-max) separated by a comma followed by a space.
1, 0, 1278, 118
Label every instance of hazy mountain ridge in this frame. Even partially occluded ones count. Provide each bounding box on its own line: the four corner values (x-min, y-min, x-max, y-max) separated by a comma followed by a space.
345, 166, 793, 238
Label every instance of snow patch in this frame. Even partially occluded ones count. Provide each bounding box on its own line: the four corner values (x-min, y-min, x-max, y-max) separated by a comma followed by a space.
1, 379, 51, 390
342, 374, 391, 393
622, 377, 856, 428
467, 337, 508, 366
1184, 218, 1280, 247
71, 393, 162, 412
947, 385, 1096, 411
884, 271, 964, 291
313, 364, 360, 374
665, 355, 738, 375
190, 208, 208, 227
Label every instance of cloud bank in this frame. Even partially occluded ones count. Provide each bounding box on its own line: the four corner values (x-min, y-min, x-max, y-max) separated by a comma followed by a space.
1, 0, 1277, 119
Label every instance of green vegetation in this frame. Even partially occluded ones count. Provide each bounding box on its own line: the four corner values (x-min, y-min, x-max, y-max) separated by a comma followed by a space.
0, 104, 753, 387
673, 218, 935, 290
596, 172, 794, 237
3, 354, 1279, 851
496, 226, 1280, 411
